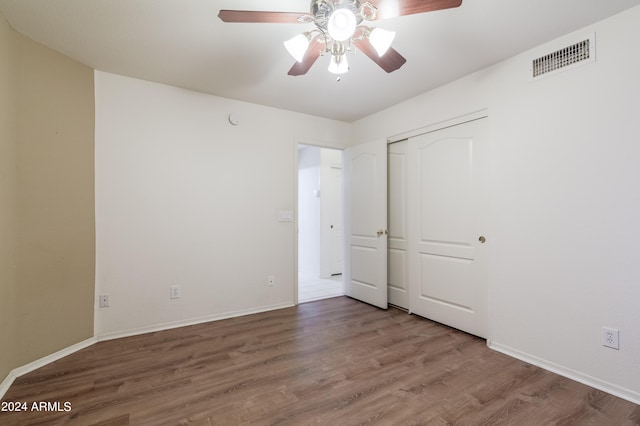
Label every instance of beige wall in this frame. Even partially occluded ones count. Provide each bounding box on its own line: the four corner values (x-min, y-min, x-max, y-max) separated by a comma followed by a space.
0, 16, 95, 380
0, 17, 18, 382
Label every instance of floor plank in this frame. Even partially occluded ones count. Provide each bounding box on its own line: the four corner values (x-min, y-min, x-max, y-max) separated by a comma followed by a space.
1, 297, 638, 425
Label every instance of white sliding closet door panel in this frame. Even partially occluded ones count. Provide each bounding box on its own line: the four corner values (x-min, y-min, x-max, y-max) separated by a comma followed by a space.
388, 141, 409, 309
408, 118, 488, 338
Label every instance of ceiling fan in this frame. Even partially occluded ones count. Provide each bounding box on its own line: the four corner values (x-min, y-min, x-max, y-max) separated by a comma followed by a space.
218, 0, 462, 76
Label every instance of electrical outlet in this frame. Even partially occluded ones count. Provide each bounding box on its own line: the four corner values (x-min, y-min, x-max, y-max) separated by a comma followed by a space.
267, 276, 275, 287
602, 327, 620, 350
170, 285, 181, 299
99, 294, 110, 308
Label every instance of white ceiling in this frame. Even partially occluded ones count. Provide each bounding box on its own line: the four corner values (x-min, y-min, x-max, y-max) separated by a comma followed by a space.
1, 0, 639, 122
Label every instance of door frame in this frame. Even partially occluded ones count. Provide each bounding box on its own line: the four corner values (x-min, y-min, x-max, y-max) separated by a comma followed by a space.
294, 140, 345, 305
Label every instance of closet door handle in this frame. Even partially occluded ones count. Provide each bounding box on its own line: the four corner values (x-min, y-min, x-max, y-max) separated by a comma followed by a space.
479, 236, 486, 243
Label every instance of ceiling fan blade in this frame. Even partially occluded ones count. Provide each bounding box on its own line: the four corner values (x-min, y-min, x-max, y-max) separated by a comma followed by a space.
368, 0, 462, 20
353, 38, 406, 73
218, 10, 309, 24
288, 36, 326, 76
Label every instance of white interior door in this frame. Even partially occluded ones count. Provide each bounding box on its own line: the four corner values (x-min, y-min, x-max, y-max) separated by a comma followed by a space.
408, 118, 488, 337
388, 141, 409, 309
329, 164, 343, 275
344, 139, 388, 309
320, 148, 343, 278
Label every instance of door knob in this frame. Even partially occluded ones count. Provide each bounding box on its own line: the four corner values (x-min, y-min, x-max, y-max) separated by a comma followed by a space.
376, 229, 388, 237
479, 236, 486, 243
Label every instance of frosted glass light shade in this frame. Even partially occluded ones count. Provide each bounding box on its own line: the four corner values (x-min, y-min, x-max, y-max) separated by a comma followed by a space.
328, 55, 349, 74
327, 9, 357, 41
369, 28, 395, 56
284, 34, 309, 62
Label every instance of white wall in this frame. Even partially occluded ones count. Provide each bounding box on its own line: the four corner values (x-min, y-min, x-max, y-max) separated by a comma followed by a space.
95, 71, 350, 337
298, 146, 321, 279
352, 6, 640, 402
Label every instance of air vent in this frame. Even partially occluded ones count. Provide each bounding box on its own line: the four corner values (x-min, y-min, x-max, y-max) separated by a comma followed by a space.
531, 34, 595, 79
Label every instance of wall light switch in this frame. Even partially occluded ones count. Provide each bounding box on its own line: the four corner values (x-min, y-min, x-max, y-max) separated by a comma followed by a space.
170, 285, 181, 299
278, 211, 293, 222
99, 294, 110, 308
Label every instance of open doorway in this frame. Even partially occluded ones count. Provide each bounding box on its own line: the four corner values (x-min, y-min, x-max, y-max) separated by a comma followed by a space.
298, 145, 344, 303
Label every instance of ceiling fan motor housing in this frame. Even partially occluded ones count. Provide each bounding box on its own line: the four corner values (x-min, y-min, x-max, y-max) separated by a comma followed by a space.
311, 0, 364, 32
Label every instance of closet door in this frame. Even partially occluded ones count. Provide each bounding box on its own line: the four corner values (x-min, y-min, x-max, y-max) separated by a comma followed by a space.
388, 141, 409, 309
408, 118, 488, 338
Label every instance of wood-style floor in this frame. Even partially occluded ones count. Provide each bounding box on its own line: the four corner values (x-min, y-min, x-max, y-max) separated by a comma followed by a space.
2, 297, 639, 425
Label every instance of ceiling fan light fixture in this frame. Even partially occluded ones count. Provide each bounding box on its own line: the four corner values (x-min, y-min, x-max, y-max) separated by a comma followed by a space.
327, 8, 357, 41
284, 33, 310, 62
220, 0, 464, 77
369, 27, 396, 56
328, 54, 349, 74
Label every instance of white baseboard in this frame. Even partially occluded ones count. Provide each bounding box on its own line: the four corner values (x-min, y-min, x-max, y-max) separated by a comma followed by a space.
488, 341, 640, 405
96, 302, 295, 342
0, 336, 97, 400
